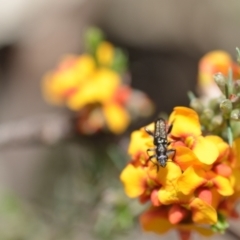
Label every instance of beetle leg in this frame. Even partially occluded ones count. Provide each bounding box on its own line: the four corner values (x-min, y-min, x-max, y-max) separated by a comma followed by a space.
148, 154, 159, 172
145, 128, 154, 137
147, 147, 156, 156
167, 119, 175, 134
167, 149, 176, 159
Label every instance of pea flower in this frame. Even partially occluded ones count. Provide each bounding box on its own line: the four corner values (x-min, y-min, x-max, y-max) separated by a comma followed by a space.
42, 29, 154, 135
120, 106, 240, 240
198, 51, 240, 99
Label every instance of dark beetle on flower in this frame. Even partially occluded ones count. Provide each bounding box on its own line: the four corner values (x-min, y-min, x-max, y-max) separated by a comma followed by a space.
145, 118, 175, 171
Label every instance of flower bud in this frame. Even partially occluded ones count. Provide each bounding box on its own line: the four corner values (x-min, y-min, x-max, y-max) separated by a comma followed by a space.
233, 79, 240, 93
213, 73, 227, 95
230, 109, 240, 121
210, 115, 223, 131
220, 99, 232, 118
200, 108, 214, 126
189, 99, 203, 114
229, 93, 240, 104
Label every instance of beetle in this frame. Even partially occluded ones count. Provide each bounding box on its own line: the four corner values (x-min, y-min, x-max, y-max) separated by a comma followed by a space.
145, 118, 175, 171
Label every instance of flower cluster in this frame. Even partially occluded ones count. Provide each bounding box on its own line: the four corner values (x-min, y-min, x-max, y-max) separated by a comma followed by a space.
42, 28, 154, 135
198, 50, 240, 98
188, 50, 240, 141
120, 106, 240, 239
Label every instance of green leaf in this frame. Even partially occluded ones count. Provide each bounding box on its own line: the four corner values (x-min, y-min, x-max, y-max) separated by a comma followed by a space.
211, 213, 229, 234
85, 27, 105, 55
111, 48, 128, 74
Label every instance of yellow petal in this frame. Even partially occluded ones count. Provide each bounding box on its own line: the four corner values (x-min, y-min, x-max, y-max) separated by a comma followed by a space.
192, 136, 219, 165
169, 107, 201, 138
96, 41, 115, 66
74, 54, 96, 79
156, 162, 189, 204
103, 103, 130, 134
190, 198, 217, 224
177, 166, 206, 195
128, 130, 152, 156
67, 68, 120, 110
212, 174, 234, 196
173, 146, 202, 171
156, 162, 182, 185
205, 135, 229, 161
42, 55, 95, 105
120, 164, 148, 198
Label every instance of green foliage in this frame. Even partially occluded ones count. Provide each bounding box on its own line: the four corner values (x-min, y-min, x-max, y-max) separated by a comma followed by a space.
85, 27, 105, 55
111, 48, 128, 74
211, 213, 229, 234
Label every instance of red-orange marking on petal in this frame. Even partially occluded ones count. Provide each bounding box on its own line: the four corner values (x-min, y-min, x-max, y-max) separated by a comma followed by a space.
168, 204, 188, 224
150, 189, 161, 206
213, 163, 232, 177
197, 188, 212, 205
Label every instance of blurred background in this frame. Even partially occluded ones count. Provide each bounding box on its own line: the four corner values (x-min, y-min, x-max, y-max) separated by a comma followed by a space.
0, 0, 240, 239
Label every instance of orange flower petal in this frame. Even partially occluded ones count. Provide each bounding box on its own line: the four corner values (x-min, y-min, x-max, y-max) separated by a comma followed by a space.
150, 190, 161, 207
173, 146, 202, 171
192, 136, 218, 165
198, 51, 233, 87
168, 205, 188, 224
213, 163, 232, 177
190, 198, 217, 224
233, 138, 240, 168
197, 188, 212, 205
140, 207, 172, 234
177, 166, 206, 195
178, 224, 214, 237
120, 164, 147, 198
169, 107, 201, 138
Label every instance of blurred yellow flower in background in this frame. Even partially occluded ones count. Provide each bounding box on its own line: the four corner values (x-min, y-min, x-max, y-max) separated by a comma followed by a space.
120, 106, 240, 240
42, 28, 154, 135
198, 51, 240, 88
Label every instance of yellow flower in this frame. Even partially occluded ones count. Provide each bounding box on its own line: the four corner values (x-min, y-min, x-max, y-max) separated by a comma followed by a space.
198, 51, 240, 88
42, 36, 154, 135
67, 68, 121, 109
67, 68, 130, 134
42, 57, 132, 134
120, 106, 238, 238
96, 41, 115, 66
42, 54, 95, 105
